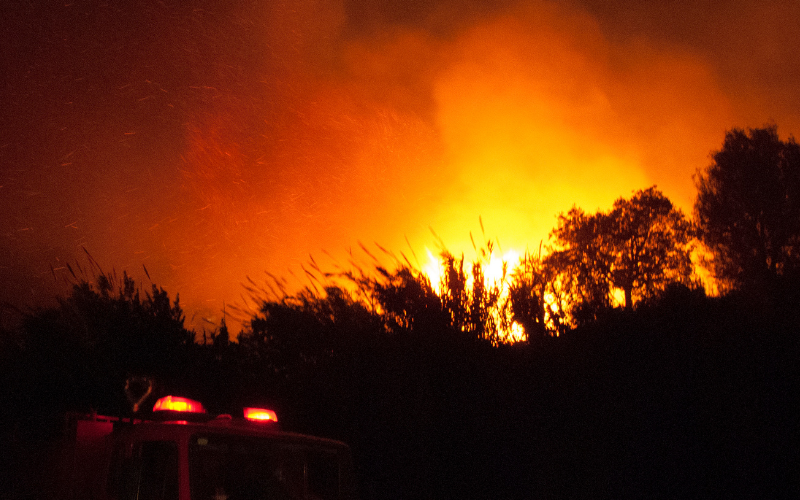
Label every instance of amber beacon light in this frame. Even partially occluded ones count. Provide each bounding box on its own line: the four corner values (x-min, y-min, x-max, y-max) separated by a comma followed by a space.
152, 395, 207, 414
243, 407, 279, 422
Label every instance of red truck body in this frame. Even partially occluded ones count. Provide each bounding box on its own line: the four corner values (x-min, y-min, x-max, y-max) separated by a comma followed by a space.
53, 397, 354, 500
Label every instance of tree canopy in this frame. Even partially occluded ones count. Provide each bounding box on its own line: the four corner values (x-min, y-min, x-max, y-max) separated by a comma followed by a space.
7, 271, 193, 429
694, 125, 800, 293
548, 186, 695, 319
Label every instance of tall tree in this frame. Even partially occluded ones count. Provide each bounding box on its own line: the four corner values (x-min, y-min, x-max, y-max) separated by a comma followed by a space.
694, 125, 800, 292
509, 247, 572, 339
549, 206, 614, 321
18, 272, 192, 418
549, 187, 694, 316
243, 285, 380, 378
606, 186, 695, 308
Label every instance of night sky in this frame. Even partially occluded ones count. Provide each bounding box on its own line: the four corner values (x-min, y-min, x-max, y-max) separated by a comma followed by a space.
2, 0, 799, 332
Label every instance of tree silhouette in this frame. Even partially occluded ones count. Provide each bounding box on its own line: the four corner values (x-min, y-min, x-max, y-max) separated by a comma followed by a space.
58, 272, 192, 380
440, 252, 470, 335
549, 187, 695, 319
241, 285, 382, 380
336, 236, 513, 343
509, 247, 572, 339
606, 186, 695, 308
694, 125, 800, 293
437, 237, 510, 344
368, 266, 450, 336
13, 271, 192, 429
548, 206, 614, 324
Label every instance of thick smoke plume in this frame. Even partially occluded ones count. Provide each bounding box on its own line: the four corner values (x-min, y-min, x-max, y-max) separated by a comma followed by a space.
1, 0, 798, 331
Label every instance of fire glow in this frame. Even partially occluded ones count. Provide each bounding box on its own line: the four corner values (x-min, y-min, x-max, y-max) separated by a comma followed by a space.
3, 0, 799, 335
422, 246, 526, 343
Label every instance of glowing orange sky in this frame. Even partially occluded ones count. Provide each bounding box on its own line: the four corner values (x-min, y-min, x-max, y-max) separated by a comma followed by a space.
2, 0, 799, 333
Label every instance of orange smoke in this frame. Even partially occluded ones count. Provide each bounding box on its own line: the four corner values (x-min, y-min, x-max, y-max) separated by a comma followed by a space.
17, 0, 796, 336
335, 1, 734, 267
171, 0, 790, 333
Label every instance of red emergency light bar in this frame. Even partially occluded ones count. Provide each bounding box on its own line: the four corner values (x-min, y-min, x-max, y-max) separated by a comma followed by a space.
153, 396, 207, 414
243, 407, 279, 423
151, 396, 277, 425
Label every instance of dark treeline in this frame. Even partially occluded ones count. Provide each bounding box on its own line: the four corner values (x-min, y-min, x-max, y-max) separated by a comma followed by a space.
2, 126, 800, 498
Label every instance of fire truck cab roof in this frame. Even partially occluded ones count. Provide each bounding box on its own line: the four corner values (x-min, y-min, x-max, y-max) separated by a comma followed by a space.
58, 396, 354, 500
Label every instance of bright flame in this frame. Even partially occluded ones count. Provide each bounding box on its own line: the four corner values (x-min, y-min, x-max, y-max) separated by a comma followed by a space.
421, 246, 525, 342
487, 249, 519, 285
423, 247, 444, 293
611, 288, 626, 308
422, 247, 519, 290
508, 322, 526, 343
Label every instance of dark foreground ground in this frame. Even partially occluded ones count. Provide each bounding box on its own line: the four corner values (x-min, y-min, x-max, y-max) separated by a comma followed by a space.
3, 288, 798, 499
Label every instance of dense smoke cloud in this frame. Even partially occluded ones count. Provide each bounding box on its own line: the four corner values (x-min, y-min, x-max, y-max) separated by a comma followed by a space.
1, 0, 798, 331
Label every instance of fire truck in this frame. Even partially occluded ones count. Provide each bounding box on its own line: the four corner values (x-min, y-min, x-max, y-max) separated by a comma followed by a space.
54, 395, 354, 500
